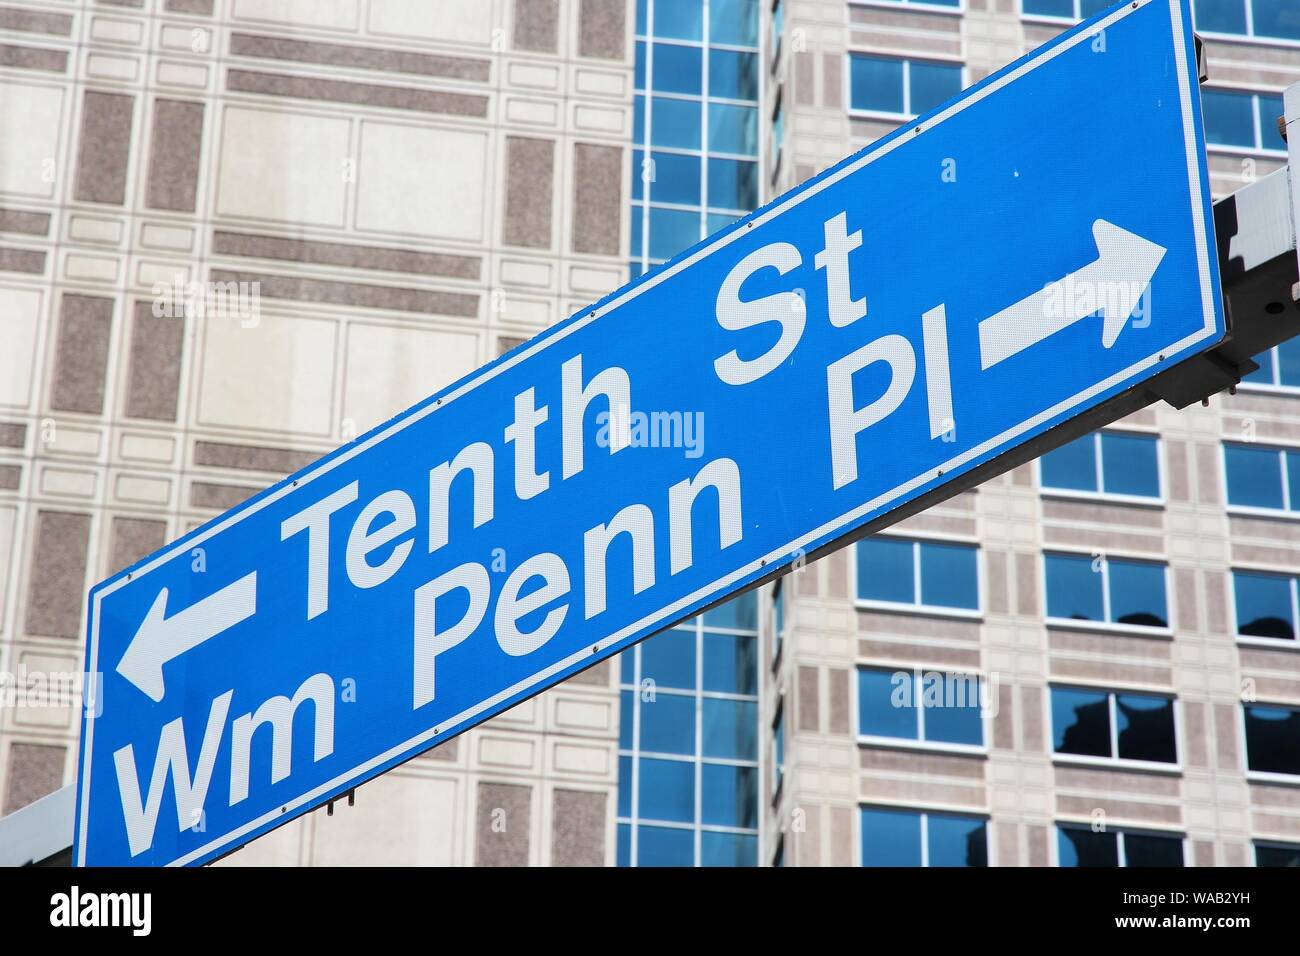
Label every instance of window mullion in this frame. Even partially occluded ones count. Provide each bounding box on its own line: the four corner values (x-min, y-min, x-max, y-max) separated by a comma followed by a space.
1282, 451, 1292, 512
631, 642, 643, 866
698, 0, 710, 245
1108, 693, 1119, 760
913, 541, 922, 606
920, 812, 930, 867
1094, 433, 1105, 494
1118, 831, 1127, 867
1101, 557, 1112, 624
1252, 93, 1263, 151
902, 59, 911, 116
915, 671, 926, 742
694, 613, 704, 867
1291, 576, 1299, 640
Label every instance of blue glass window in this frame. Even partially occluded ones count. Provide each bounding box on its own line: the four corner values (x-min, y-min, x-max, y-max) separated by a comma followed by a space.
1044, 553, 1168, 628
856, 537, 980, 611
701, 764, 758, 829
1051, 686, 1178, 764
702, 632, 757, 694
1194, 0, 1300, 40
1245, 703, 1300, 775
709, 0, 759, 46
1225, 442, 1300, 512
849, 54, 962, 116
709, 49, 758, 101
650, 97, 702, 149
773, 704, 785, 793
647, 206, 700, 259
850, 54, 904, 114
633, 150, 701, 205
1244, 339, 1300, 389
702, 698, 758, 760
638, 757, 695, 822
1234, 570, 1297, 641
771, 579, 785, 663
1058, 826, 1183, 867
1116, 693, 1178, 764
860, 807, 987, 867
1253, 0, 1300, 41
701, 830, 758, 867
1203, 89, 1287, 153
856, 536, 915, 603
707, 157, 758, 211
858, 669, 917, 740
651, 43, 703, 94
927, 813, 990, 867
1022, 0, 1075, 15
641, 627, 696, 690
860, 807, 922, 866
1194, 0, 1249, 34
1256, 842, 1300, 866
703, 590, 757, 630
1039, 431, 1161, 498
857, 667, 985, 747
639, 692, 696, 755
909, 60, 963, 114
618, 598, 759, 866
921, 541, 979, 609
617, 822, 632, 865
650, 0, 704, 40
637, 825, 694, 866
708, 103, 758, 155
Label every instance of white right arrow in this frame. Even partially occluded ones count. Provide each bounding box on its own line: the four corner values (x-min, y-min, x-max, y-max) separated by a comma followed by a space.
978, 219, 1167, 370
116, 572, 257, 703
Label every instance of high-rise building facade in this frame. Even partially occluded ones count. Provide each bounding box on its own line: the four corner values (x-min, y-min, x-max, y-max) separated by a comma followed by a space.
765, 0, 1300, 867
0, 0, 635, 867
2, 0, 1300, 868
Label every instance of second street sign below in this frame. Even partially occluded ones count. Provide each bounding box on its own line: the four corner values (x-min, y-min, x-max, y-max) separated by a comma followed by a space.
77, 0, 1223, 865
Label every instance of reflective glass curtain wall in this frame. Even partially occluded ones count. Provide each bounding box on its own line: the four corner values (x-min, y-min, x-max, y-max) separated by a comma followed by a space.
619, 4, 764, 865
631, 0, 762, 278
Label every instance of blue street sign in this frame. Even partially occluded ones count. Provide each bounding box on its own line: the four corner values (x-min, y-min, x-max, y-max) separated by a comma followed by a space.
76, 0, 1222, 865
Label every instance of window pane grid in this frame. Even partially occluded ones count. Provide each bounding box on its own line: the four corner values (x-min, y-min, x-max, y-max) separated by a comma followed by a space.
1202, 88, 1288, 153
856, 536, 980, 611
1233, 568, 1299, 641
1045, 552, 1168, 628
633, 2, 761, 284
1056, 824, 1185, 867
1040, 431, 1160, 499
1193, 0, 1300, 42
860, 806, 988, 867
1224, 442, 1300, 512
1050, 686, 1178, 765
848, 53, 963, 118
617, 592, 760, 866
857, 667, 985, 747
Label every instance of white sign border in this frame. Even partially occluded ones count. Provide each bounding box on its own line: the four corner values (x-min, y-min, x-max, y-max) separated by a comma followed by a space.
76, 0, 1219, 867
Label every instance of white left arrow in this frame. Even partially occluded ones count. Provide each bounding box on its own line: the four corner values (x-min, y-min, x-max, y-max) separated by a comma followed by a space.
116, 572, 257, 702
978, 219, 1167, 370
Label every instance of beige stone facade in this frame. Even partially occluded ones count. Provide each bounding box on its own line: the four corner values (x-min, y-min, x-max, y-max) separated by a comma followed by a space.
2, 0, 1299, 867
0, 0, 631, 866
